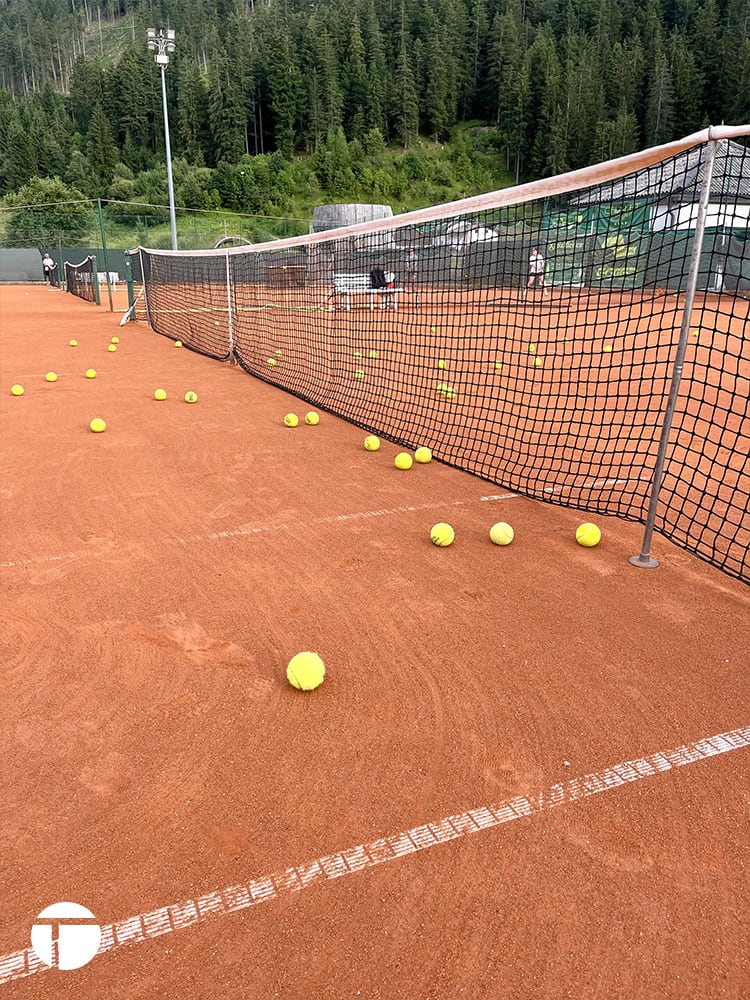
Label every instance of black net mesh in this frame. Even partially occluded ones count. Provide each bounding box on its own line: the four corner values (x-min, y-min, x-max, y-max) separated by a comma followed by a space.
64, 255, 97, 303
134, 134, 750, 584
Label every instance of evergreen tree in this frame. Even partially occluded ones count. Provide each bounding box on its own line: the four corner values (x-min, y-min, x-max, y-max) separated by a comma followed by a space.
87, 102, 117, 190
645, 50, 675, 145
393, 17, 419, 147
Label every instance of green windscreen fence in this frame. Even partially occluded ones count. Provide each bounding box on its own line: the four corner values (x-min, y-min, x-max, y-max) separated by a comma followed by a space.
133, 129, 750, 584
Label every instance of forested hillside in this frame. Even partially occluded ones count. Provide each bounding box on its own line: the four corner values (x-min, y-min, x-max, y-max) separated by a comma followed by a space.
1, 0, 749, 218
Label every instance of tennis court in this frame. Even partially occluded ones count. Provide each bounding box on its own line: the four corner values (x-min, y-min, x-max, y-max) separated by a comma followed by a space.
1, 281, 748, 999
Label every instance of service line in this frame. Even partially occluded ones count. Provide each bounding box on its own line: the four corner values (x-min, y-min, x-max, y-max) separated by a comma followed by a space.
0, 493, 519, 569
1, 724, 747, 986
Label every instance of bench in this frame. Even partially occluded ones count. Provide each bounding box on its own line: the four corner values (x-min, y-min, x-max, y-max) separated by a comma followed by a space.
333, 273, 403, 311
97, 271, 120, 286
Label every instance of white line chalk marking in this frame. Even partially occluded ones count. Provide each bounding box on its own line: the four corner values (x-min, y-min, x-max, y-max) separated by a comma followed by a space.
0, 494, 519, 569
1, 725, 746, 986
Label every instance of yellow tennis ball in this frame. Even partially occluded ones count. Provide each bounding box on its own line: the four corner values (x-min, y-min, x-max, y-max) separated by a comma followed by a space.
305, 411, 319, 425
414, 447, 432, 464
174, 340, 183, 348
45, 372, 58, 382
494, 361, 502, 370
369, 350, 377, 359
111, 336, 119, 344
154, 388, 167, 400
267, 358, 277, 366
354, 369, 365, 380
430, 325, 436, 332
10, 384, 24, 396
107, 344, 117, 353
69, 339, 78, 347
353, 351, 362, 359
395, 452, 413, 470
603, 345, 613, 353
437, 359, 447, 369
444, 387, 456, 399
364, 435, 380, 451
85, 369, 96, 379
284, 413, 299, 427
533, 357, 543, 367
528, 344, 536, 354
286, 651, 325, 691
490, 521, 514, 546
275, 349, 282, 358
89, 418, 106, 433
576, 522, 601, 547
430, 522, 455, 546
436, 382, 450, 394
184, 391, 198, 403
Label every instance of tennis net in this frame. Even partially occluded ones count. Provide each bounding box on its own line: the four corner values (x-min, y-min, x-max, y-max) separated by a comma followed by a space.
132, 125, 750, 584
64, 255, 98, 304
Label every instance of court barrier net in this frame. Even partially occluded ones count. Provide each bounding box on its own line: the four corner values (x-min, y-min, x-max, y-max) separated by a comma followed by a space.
64, 255, 98, 304
132, 125, 750, 584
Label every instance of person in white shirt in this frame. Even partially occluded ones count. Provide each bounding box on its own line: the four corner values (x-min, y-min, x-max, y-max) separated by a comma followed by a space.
523, 247, 549, 298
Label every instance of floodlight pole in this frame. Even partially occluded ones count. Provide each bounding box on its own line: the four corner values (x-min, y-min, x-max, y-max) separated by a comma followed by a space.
147, 27, 178, 251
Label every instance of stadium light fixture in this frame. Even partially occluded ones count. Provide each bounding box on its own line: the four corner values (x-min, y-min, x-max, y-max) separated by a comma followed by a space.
147, 27, 178, 250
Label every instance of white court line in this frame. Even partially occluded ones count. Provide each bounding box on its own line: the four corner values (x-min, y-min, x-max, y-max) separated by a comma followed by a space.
0, 494, 519, 569
1, 725, 747, 985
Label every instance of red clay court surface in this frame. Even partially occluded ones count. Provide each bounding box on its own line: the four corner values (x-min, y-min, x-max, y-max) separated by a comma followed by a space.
0, 283, 748, 999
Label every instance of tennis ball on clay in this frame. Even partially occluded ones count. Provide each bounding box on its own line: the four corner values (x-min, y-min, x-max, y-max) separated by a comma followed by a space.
528, 344, 536, 354
174, 340, 183, 348
85, 369, 96, 379
430, 522, 455, 547
286, 651, 325, 691
305, 411, 319, 425
354, 351, 362, 359
107, 344, 117, 353
444, 387, 456, 399
603, 345, 613, 353
111, 336, 119, 344
437, 359, 447, 370
354, 369, 365, 380
576, 522, 601, 547
430, 325, 436, 333
494, 361, 503, 370
436, 382, 450, 395
267, 358, 277, 367
489, 522, 514, 546
395, 452, 413, 470
364, 435, 380, 451
10, 384, 24, 396
184, 391, 198, 404
284, 413, 299, 427
45, 372, 58, 383
154, 388, 167, 401
69, 339, 78, 347
89, 418, 106, 433
214, 320, 220, 327
692, 330, 700, 338
533, 357, 543, 368
275, 349, 283, 358
414, 447, 432, 464
369, 350, 377, 359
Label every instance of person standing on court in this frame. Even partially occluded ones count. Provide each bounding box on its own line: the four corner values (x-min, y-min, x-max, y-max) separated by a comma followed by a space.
404, 248, 418, 289
42, 252, 56, 286
523, 246, 549, 298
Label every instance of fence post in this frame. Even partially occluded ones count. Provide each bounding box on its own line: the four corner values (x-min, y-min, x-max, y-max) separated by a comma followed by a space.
629, 134, 719, 570
125, 254, 134, 318
96, 198, 114, 311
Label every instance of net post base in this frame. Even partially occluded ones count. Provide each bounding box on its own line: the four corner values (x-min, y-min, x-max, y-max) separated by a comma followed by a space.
629, 554, 659, 570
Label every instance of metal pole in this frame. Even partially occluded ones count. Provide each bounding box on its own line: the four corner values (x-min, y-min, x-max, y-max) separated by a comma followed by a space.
161, 64, 178, 251
629, 136, 719, 570
225, 249, 235, 363
96, 198, 113, 310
